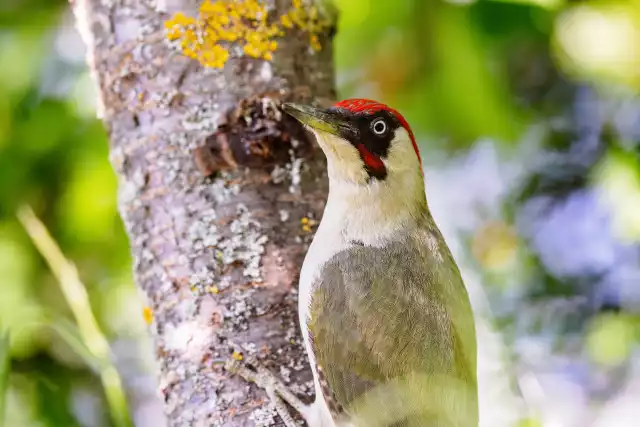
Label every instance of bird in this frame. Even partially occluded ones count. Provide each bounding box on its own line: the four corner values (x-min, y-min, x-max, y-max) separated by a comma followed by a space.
228, 98, 478, 427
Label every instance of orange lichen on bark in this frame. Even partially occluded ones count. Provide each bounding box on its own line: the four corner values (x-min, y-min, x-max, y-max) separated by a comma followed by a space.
142, 306, 154, 325
300, 216, 317, 233
281, 0, 327, 51
164, 0, 331, 68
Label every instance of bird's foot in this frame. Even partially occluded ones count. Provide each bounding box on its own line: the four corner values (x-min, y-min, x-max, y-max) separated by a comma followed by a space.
226, 358, 310, 427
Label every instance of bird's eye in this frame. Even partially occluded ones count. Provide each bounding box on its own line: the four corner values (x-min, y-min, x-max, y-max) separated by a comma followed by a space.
371, 118, 387, 135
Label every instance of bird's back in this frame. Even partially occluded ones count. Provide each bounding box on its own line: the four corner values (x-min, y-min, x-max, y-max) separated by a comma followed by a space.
306, 217, 478, 427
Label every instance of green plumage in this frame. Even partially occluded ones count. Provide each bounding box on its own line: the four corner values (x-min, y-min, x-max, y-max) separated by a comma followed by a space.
307, 215, 478, 427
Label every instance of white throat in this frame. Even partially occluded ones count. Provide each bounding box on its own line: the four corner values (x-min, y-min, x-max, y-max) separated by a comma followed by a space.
298, 146, 426, 319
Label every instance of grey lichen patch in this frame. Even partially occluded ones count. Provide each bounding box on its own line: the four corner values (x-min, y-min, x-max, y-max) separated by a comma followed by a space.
189, 266, 218, 297
289, 379, 315, 399
118, 166, 148, 208
156, 294, 224, 421
162, 366, 220, 426
248, 405, 279, 427
188, 210, 220, 251
287, 153, 304, 194
183, 200, 223, 298
284, 323, 303, 348
279, 365, 292, 384
182, 99, 225, 135
164, 33, 187, 57
158, 155, 185, 187
270, 147, 305, 194
217, 204, 268, 281
155, 0, 198, 14
137, 18, 160, 39
209, 174, 241, 203
163, 318, 213, 361
279, 209, 290, 222
240, 341, 259, 357
224, 287, 257, 331
270, 165, 287, 184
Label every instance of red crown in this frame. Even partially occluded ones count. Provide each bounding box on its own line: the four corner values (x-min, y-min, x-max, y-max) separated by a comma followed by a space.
333, 99, 422, 168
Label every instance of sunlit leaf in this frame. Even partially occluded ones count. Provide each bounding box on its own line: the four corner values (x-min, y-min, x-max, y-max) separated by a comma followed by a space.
553, 2, 640, 89
593, 149, 640, 242
586, 314, 634, 366
58, 151, 118, 243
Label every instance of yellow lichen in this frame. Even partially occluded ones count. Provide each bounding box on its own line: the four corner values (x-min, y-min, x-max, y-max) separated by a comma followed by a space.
165, 0, 331, 68
232, 351, 244, 361
282, 0, 330, 52
300, 216, 317, 233
142, 306, 154, 325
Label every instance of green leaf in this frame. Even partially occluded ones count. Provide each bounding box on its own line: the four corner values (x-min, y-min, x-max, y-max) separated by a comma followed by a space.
586, 313, 634, 367
0, 330, 11, 427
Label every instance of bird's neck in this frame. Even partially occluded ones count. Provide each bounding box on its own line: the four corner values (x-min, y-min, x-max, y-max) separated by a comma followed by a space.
320, 170, 428, 246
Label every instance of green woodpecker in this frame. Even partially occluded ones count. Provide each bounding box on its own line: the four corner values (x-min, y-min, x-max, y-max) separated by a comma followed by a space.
283, 99, 479, 427
230, 99, 478, 427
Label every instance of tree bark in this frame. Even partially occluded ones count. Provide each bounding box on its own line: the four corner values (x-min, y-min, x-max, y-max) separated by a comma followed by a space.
71, 0, 336, 425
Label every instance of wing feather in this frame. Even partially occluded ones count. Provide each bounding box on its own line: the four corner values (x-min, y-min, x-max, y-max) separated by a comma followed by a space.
307, 230, 478, 426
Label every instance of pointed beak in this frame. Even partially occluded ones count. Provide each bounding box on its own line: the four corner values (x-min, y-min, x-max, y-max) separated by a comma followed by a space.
283, 103, 357, 139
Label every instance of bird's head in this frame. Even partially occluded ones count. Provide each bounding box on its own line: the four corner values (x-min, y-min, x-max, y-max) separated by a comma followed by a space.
285, 99, 428, 241
284, 99, 423, 187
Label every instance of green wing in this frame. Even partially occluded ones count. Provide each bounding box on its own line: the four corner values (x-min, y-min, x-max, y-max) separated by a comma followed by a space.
307, 231, 478, 427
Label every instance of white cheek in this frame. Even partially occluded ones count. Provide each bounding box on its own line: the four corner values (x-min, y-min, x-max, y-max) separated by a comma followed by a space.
385, 128, 421, 174
315, 132, 369, 184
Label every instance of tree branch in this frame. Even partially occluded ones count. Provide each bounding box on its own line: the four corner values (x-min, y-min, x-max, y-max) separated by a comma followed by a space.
71, 0, 336, 424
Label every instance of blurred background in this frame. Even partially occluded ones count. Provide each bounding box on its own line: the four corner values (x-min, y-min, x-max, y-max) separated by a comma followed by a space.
1, 0, 639, 426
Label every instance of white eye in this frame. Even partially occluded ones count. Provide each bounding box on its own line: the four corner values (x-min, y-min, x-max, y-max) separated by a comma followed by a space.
371, 118, 387, 135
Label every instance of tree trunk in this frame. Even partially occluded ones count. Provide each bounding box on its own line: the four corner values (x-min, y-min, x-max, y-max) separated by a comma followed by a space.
71, 1, 336, 425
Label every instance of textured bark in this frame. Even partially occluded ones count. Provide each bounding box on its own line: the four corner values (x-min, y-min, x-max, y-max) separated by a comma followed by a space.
71, 0, 336, 425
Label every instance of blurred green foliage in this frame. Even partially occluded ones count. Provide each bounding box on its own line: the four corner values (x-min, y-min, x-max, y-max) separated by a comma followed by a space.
0, 330, 10, 427
0, 0, 639, 425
